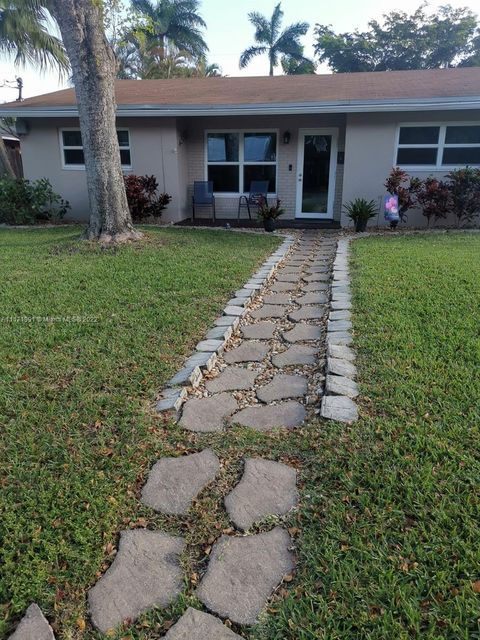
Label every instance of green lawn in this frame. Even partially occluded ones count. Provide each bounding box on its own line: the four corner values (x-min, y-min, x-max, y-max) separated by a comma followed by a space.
0, 226, 279, 638
254, 233, 480, 640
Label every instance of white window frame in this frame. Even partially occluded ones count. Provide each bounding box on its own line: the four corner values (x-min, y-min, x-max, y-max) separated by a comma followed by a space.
204, 129, 279, 197
59, 127, 132, 171
394, 121, 480, 171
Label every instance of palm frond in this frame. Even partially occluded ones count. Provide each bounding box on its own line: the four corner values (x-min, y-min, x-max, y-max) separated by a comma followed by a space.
131, 0, 155, 19
270, 2, 284, 42
0, 1, 69, 75
239, 45, 267, 68
275, 21, 309, 49
247, 11, 270, 45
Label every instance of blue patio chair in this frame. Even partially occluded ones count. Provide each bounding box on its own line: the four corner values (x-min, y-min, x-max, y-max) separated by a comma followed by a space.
192, 181, 215, 220
238, 180, 269, 219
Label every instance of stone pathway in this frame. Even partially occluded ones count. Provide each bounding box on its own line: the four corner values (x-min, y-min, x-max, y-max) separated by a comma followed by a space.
180, 232, 337, 436
9, 231, 350, 639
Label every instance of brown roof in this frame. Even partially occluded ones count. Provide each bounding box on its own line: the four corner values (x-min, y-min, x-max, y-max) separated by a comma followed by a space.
3, 68, 480, 110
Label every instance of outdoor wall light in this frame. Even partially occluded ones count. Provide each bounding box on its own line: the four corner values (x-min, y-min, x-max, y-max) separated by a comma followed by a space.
283, 131, 291, 144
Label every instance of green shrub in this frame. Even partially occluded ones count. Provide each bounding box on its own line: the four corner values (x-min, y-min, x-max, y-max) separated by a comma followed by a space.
0, 177, 70, 225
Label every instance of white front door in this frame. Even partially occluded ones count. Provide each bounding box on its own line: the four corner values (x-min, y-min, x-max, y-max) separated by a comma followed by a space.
295, 128, 338, 219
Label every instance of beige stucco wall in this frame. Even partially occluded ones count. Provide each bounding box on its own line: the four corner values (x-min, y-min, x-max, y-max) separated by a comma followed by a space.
19, 117, 185, 223
182, 114, 346, 221
341, 110, 480, 228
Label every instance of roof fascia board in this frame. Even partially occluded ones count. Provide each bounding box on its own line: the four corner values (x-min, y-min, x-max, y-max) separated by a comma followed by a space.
2, 97, 480, 118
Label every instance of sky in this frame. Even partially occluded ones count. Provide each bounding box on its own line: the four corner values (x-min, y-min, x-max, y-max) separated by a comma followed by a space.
0, 0, 478, 102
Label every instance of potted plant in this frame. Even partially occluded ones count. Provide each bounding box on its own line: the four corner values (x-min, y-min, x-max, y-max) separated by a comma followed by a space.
257, 198, 284, 232
344, 198, 377, 232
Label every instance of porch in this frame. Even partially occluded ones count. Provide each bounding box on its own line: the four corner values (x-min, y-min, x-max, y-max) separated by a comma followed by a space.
178, 114, 346, 225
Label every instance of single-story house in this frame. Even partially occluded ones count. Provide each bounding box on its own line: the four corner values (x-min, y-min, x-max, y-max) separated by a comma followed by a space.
1, 68, 479, 227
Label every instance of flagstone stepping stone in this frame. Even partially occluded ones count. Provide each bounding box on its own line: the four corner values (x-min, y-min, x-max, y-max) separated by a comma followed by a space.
328, 343, 355, 361
196, 527, 295, 625
289, 306, 325, 321
304, 273, 330, 282
327, 357, 356, 378
295, 292, 328, 305
180, 393, 238, 432
275, 273, 301, 283
270, 281, 296, 292
206, 367, 257, 393
325, 374, 359, 398
224, 341, 269, 364
88, 530, 184, 634
307, 265, 329, 273
280, 263, 304, 271
263, 293, 291, 305
141, 450, 220, 514
272, 344, 317, 367
321, 395, 358, 423
283, 324, 322, 343
250, 304, 287, 320
302, 282, 329, 292
225, 459, 298, 531
8, 604, 54, 640
284, 261, 305, 268
165, 608, 243, 639
231, 401, 306, 431
256, 373, 308, 402
241, 321, 276, 340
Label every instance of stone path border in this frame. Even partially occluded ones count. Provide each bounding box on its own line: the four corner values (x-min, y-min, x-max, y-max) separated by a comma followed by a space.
156, 235, 295, 414
321, 236, 359, 423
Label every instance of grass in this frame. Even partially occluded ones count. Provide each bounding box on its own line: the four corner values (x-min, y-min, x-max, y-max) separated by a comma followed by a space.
0, 226, 279, 639
253, 232, 480, 640
2, 229, 479, 639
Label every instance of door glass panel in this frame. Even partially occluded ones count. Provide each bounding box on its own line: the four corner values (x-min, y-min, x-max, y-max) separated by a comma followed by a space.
302, 135, 331, 213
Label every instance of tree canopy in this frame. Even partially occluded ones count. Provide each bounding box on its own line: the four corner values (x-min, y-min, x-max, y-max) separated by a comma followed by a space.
314, 4, 480, 72
111, 0, 221, 79
239, 2, 313, 76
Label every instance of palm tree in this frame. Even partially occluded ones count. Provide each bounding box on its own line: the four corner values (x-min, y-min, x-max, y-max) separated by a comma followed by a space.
129, 0, 208, 62
239, 2, 310, 76
0, 0, 68, 73
0, 0, 68, 176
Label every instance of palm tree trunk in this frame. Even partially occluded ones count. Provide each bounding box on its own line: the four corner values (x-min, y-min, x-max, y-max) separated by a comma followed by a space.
0, 138, 15, 178
50, 0, 140, 243
269, 52, 274, 76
